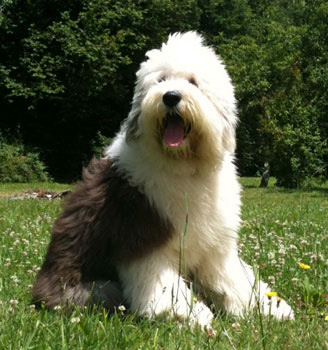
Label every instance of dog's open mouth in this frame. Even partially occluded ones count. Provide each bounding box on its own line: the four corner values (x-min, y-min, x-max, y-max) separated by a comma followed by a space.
163, 113, 191, 147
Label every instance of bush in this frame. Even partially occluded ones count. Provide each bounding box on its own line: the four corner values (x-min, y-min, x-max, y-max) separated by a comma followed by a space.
90, 131, 113, 159
261, 104, 327, 188
0, 137, 51, 183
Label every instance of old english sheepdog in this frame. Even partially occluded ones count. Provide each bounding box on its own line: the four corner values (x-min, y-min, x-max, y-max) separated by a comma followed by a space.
32, 32, 294, 329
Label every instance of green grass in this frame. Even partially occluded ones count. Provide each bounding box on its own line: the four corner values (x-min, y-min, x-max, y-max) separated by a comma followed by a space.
0, 182, 72, 198
0, 179, 327, 349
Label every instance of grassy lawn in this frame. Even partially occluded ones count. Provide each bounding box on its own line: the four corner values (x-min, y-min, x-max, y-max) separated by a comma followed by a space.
0, 183, 72, 198
0, 179, 327, 349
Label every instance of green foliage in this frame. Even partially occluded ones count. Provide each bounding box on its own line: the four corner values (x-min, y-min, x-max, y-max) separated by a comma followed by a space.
0, 136, 50, 183
219, 1, 328, 186
0, 0, 327, 186
0, 0, 201, 180
262, 105, 326, 188
90, 131, 113, 159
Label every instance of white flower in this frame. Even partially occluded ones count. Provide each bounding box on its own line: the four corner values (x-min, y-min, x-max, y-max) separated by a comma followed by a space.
291, 278, 298, 285
70, 317, 81, 324
232, 322, 240, 329
268, 276, 275, 284
268, 252, 275, 260
118, 305, 126, 314
10, 299, 19, 307
278, 247, 286, 255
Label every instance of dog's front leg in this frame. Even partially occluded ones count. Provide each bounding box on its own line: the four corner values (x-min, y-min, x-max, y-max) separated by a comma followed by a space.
117, 251, 214, 329
197, 250, 294, 320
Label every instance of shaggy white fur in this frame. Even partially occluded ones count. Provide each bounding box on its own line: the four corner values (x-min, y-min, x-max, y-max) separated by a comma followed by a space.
106, 32, 294, 329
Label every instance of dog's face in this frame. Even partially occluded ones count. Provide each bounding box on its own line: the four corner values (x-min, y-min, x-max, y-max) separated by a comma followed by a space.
125, 32, 237, 168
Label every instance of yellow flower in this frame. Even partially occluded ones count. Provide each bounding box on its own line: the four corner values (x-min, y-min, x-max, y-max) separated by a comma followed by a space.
193, 297, 198, 303
325, 315, 328, 321
298, 262, 311, 270
265, 291, 277, 299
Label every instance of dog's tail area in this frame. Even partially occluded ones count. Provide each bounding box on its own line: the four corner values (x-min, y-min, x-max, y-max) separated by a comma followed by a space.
32, 274, 124, 312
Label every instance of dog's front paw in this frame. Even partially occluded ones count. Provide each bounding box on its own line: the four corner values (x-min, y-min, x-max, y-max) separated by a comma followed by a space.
262, 294, 294, 320
188, 300, 215, 331
139, 296, 215, 332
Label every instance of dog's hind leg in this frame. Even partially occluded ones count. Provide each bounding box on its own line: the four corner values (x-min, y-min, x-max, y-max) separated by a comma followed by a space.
32, 272, 123, 312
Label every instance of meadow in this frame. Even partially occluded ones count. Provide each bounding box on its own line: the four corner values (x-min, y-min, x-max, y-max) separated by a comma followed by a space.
0, 179, 327, 349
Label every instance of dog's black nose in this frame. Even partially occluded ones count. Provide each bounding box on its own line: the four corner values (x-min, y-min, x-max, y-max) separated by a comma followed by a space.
163, 91, 181, 107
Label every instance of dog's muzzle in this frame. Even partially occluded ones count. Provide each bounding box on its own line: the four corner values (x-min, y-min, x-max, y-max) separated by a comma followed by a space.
162, 113, 191, 147
161, 91, 191, 148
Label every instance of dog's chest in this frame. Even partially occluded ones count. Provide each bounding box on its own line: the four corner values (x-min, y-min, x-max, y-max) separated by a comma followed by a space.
143, 173, 223, 259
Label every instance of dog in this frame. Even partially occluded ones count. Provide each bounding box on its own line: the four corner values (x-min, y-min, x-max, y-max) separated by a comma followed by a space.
32, 32, 294, 330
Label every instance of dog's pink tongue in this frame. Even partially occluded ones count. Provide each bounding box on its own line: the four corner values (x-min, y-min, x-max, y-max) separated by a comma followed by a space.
164, 117, 185, 147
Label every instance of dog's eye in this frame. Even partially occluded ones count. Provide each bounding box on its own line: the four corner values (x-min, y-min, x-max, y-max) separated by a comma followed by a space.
189, 78, 198, 87
158, 76, 166, 83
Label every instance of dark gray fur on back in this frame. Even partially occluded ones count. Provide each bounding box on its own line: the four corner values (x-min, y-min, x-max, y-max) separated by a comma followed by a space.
32, 157, 173, 310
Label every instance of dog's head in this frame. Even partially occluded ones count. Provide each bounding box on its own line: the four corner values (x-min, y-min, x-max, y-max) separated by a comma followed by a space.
124, 32, 237, 170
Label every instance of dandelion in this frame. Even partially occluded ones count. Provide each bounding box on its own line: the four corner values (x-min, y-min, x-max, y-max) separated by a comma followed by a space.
298, 262, 311, 270
265, 291, 277, 299
325, 316, 328, 321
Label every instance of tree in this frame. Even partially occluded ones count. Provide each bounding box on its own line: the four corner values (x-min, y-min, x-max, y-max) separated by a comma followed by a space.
0, 0, 327, 185
0, 0, 200, 180
218, 1, 327, 186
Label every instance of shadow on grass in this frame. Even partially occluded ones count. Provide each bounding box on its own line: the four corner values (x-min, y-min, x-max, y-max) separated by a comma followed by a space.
240, 177, 328, 194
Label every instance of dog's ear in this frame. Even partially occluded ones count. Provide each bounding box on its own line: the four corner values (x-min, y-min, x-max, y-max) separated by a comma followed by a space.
145, 49, 161, 60
124, 109, 140, 142
223, 125, 236, 153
